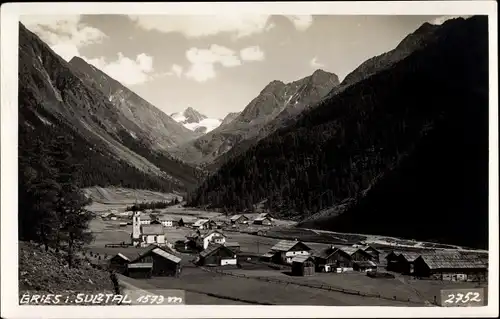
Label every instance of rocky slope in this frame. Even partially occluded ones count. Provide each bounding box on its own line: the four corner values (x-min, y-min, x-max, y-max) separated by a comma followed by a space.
171, 70, 340, 164
171, 107, 222, 134
220, 112, 241, 126
19, 23, 200, 192
187, 16, 489, 249
205, 22, 443, 172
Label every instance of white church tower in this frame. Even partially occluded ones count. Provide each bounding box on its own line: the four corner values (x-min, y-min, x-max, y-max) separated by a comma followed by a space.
131, 211, 142, 246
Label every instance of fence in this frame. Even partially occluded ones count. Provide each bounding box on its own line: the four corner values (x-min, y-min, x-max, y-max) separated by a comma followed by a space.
199, 265, 435, 306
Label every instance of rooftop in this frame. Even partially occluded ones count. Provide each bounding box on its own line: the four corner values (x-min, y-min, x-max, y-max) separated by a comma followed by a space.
291, 255, 314, 263
152, 248, 181, 263
354, 260, 377, 267
271, 240, 310, 252
127, 263, 153, 269
140, 224, 164, 235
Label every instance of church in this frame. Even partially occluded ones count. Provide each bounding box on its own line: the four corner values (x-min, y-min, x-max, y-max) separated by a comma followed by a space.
131, 211, 167, 247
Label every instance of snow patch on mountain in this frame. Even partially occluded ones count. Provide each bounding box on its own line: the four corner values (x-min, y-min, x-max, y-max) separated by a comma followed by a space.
171, 108, 223, 134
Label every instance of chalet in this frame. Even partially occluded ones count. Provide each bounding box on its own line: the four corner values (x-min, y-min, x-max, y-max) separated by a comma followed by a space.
128, 247, 182, 277
341, 247, 375, 262
197, 244, 237, 266
126, 263, 153, 278
180, 216, 197, 227
159, 216, 179, 227
361, 245, 381, 262
313, 247, 353, 272
269, 240, 312, 264
291, 255, 315, 276
397, 252, 421, 274
193, 219, 217, 230
224, 242, 240, 253
413, 252, 488, 282
385, 251, 402, 271
230, 215, 249, 224
109, 253, 130, 273
353, 260, 378, 272
139, 215, 152, 225
186, 230, 227, 250
253, 213, 272, 226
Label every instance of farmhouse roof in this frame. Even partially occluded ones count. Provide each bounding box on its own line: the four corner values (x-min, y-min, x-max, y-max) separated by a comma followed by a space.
254, 215, 271, 222
140, 224, 164, 235
127, 263, 153, 269
271, 240, 310, 252
418, 252, 488, 270
115, 253, 130, 261
361, 245, 381, 254
230, 214, 247, 221
399, 252, 421, 262
193, 219, 210, 227
338, 246, 361, 255
152, 248, 181, 264
199, 244, 235, 258
291, 255, 314, 263
141, 215, 152, 220
201, 230, 226, 239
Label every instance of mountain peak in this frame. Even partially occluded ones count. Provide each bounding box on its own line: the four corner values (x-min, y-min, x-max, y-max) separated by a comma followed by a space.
182, 107, 207, 124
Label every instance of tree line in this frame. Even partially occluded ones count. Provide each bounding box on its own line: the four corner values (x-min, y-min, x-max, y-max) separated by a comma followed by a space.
126, 197, 180, 212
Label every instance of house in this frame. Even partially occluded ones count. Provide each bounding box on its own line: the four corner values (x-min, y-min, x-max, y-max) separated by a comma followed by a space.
197, 244, 237, 266
125, 263, 153, 278
130, 212, 167, 247
253, 213, 272, 225
269, 240, 312, 264
260, 252, 274, 262
224, 242, 240, 253
353, 260, 378, 272
109, 253, 130, 273
397, 252, 421, 274
291, 255, 315, 276
361, 245, 381, 262
158, 216, 179, 227
128, 247, 182, 277
150, 219, 162, 225
230, 215, 249, 224
139, 215, 151, 225
193, 219, 217, 230
413, 252, 488, 282
180, 216, 197, 227
340, 247, 375, 262
385, 251, 402, 271
186, 230, 227, 250
313, 247, 353, 272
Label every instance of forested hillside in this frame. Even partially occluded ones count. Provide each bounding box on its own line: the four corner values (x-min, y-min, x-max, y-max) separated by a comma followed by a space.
186, 16, 489, 248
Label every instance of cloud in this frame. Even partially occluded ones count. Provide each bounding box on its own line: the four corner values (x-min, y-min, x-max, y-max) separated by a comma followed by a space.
240, 46, 265, 62
185, 44, 241, 82
85, 53, 154, 86
429, 15, 470, 25
20, 15, 107, 62
128, 14, 313, 38
310, 57, 324, 68
171, 64, 183, 77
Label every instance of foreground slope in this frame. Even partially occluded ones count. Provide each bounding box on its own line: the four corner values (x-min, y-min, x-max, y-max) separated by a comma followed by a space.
171, 70, 339, 164
187, 16, 489, 248
19, 23, 200, 191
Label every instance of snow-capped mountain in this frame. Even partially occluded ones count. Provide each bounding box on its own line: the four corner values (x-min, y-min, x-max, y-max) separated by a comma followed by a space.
171, 107, 222, 134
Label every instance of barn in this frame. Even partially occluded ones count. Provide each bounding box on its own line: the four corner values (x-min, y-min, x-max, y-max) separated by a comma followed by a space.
315, 247, 354, 271
198, 244, 237, 266
385, 251, 402, 271
291, 255, 315, 276
361, 245, 381, 262
129, 247, 182, 277
108, 253, 130, 273
397, 252, 421, 274
230, 215, 249, 224
341, 247, 375, 262
126, 263, 153, 278
413, 252, 488, 282
269, 240, 312, 264
253, 214, 272, 225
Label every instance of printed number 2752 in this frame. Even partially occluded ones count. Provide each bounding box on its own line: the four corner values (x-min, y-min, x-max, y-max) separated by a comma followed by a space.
445, 292, 481, 304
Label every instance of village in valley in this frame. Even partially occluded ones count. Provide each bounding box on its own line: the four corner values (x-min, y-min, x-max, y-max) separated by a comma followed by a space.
84, 187, 489, 306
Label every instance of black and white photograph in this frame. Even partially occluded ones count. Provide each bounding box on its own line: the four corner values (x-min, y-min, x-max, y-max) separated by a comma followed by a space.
1, 1, 498, 318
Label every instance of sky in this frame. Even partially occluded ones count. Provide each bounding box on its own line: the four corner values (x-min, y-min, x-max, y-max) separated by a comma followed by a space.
21, 14, 463, 118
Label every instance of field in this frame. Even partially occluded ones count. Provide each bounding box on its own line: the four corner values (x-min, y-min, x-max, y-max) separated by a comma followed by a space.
85, 187, 489, 306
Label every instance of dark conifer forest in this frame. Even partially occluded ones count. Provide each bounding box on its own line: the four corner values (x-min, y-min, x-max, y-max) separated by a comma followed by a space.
186, 16, 489, 248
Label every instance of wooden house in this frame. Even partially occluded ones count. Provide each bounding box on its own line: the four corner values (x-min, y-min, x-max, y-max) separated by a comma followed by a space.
361, 245, 381, 262
197, 244, 237, 266
397, 252, 421, 274
126, 263, 153, 278
313, 247, 353, 271
193, 219, 217, 230
291, 255, 315, 276
413, 252, 488, 282
341, 247, 375, 262
253, 213, 272, 225
385, 251, 402, 271
353, 260, 378, 272
109, 253, 130, 273
129, 247, 182, 277
269, 240, 312, 264
139, 224, 166, 247
230, 215, 249, 224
